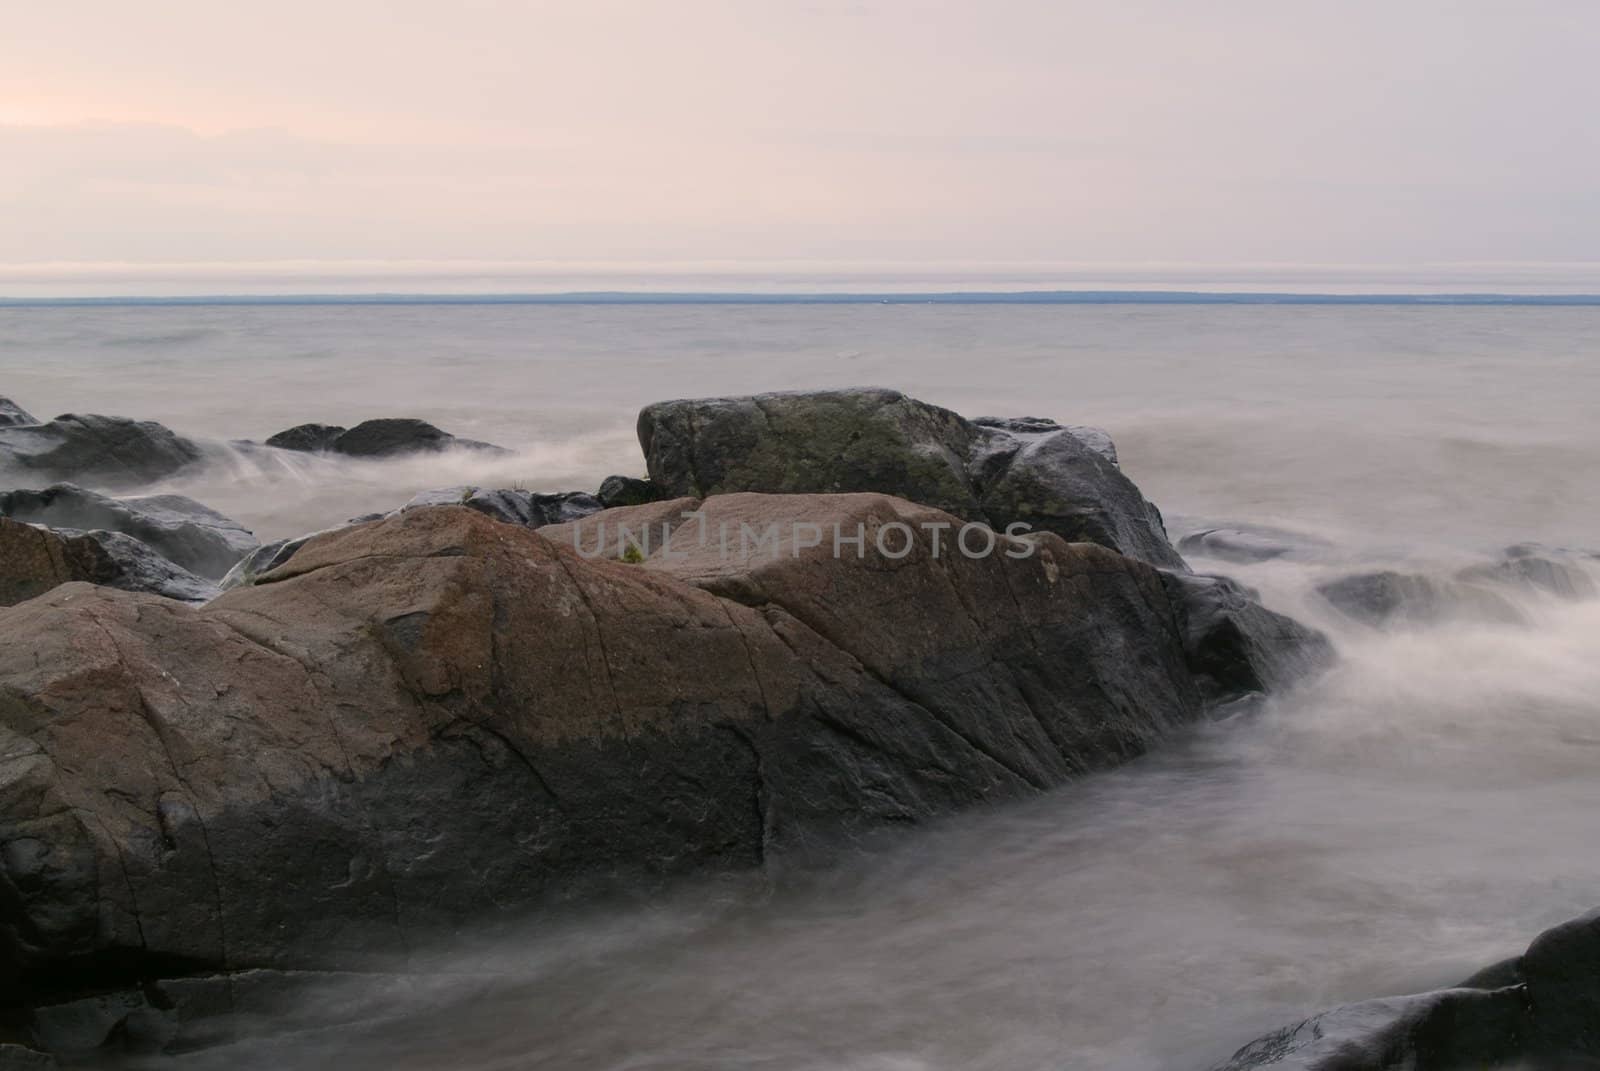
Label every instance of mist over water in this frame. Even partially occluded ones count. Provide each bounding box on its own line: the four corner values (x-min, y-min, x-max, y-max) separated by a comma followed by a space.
4, 302, 1599, 1068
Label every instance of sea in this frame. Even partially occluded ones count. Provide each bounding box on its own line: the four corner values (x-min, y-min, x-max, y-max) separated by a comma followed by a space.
3, 297, 1598, 1069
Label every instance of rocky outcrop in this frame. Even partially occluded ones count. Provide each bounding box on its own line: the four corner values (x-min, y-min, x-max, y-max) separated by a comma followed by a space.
0, 413, 203, 489
633, 390, 1328, 705
264, 418, 507, 458
637, 388, 1184, 569
0, 398, 36, 428
1210, 907, 1600, 1070
0, 484, 256, 580
0, 497, 1215, 1052
0, 517, 216, 606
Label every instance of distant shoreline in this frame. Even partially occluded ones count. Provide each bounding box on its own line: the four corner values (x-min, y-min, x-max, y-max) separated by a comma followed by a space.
6, 290, 1600, 307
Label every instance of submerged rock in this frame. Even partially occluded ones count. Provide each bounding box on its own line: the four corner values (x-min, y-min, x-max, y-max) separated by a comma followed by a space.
265, 418, 508, 458
264, 422, 346, 452
0, 498, 1216, 1035
1178, 525, 1334, 564
638, 388, 1183, 568
1318, 546, 1596, 629
0, 516, 217, 606
0, 397, 37, 428
0, 413, 203, 488
1211, 905, 1600, 1070
0, 484, 256, 580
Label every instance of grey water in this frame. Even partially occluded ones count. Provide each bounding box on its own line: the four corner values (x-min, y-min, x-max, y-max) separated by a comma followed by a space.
4, 302, 1599, 1069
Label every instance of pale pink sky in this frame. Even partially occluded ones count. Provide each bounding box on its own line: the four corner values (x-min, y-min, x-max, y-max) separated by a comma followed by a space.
3, 1, 1599, 291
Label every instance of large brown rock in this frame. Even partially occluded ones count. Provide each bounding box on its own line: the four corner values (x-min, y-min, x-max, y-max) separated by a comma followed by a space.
1, 496, 1208, 1047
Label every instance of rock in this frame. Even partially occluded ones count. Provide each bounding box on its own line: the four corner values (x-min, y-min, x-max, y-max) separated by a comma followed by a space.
638, 388, 1183, 568
0, 397, 37, 428
975, 418, 1185, 569
972, 416, 1119, 465
1209, 987, 1529, 1070
0, 484, 256, 580
0, 497, 1212, 1027
1520, 907, 1600, 1060
1178, 525, 1333, 564
0, 517, 217, 606
1211, 904, 1600, 1070
264, 423, 346, 452
1461, 544, 1599, 601
0, 413, 203, 488
639, 388, 981, 516
0, 1043, 55, 1068
1161, 572, 1332, 705
263, 418, 508, 457
597, 474, 668, 508
1316, 546, 1597, 629
401, 487, 603, 528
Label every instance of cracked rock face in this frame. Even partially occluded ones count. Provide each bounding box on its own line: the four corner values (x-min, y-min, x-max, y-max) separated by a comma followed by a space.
0, 497, 1206, 1039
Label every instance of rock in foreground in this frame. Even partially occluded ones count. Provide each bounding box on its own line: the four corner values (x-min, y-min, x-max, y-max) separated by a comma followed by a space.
1210, 907, 1600, 1070
1, 497, 1214, 1052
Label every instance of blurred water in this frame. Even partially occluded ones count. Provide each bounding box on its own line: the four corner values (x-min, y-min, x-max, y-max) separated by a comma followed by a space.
3, 303, 1599, 1068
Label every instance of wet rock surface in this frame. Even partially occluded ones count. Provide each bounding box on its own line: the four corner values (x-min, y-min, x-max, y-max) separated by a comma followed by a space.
0, 413, 204, 488
0, 499, 1218, 1051
264, 418, 507, 458
0, 516, 217, 606
0, 484, 256, 580
1210, 906, 1600, 1070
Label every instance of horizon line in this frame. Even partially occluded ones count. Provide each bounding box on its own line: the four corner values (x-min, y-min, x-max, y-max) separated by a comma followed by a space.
5, 290, 1600, 308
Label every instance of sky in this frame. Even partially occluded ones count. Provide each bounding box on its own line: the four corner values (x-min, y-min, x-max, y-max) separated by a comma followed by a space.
3, 0, 1599, 294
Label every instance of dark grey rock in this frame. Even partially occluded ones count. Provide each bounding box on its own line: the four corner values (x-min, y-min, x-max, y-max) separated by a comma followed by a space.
1521, 907, 1600, 1060
972, 416, 1119, 464
0, 397, 37, 428
975, 420, 1185, 570
263, 418, 509, 458
597, 474, 668, 508
0, 413, 203, 488
1, 516, 216, 605
1212, 905, 1600, 1070
0, 1043, 55, 1068
638, 388, 1181, 568
264, 422, 347, 452
1179, 525, 1334, 564
1210, 986, 1529, 1070
1316, 571, 1526, 628
1161, 571, 1333, 704
0, 484, 256, 580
